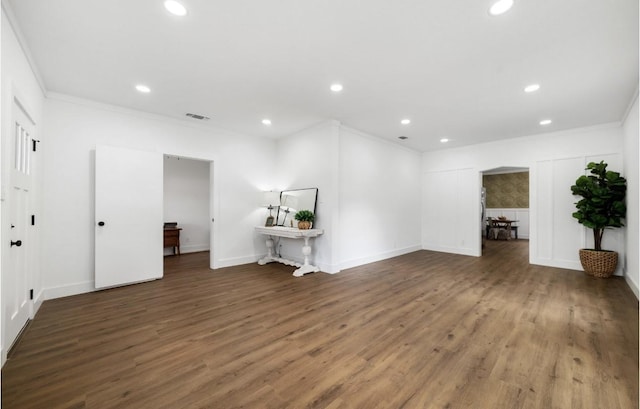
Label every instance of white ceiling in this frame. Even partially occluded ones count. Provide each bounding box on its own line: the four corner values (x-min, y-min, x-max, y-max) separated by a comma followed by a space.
5, 0, 639, 151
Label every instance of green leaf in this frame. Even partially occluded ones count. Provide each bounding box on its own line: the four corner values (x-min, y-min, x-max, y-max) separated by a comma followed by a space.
571, 161, 626, 245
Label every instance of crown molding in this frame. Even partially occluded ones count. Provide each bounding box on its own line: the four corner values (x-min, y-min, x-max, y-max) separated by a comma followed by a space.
1, 0, 47, 95
46, 92, 256, 139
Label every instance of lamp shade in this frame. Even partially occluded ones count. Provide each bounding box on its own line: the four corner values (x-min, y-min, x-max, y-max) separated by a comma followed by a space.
263, 191, 280, 208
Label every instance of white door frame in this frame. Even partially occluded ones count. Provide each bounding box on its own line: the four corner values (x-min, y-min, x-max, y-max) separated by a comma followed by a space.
478, 166, 531, 257
162, 153, 218, 270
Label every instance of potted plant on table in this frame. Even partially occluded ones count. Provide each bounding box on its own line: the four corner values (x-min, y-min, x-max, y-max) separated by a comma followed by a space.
570, 161, 626, 278
294, 210, 315, 230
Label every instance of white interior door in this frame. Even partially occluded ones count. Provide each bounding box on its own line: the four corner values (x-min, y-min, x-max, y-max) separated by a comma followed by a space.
4, 102, 35, 353
95, 145, 163, 289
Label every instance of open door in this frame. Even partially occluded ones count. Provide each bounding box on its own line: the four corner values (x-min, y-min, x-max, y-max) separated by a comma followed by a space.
95, 145, 163, 289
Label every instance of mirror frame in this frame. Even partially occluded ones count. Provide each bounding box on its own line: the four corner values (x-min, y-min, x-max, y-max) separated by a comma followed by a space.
275, 188, 318, 227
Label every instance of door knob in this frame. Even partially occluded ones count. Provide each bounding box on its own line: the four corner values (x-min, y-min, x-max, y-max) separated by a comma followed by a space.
11, 240, 22, 247
98, 221, 105, 226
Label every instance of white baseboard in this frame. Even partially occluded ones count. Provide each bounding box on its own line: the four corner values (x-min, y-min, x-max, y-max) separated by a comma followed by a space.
32, 288, 45, 317
624, 274, 639, 300
531, 257, 624, 276
320, 268, 341, 275
163, 244, 209, 256
214, 254, 262, 269
422, 244, 479, 257
338, 245, 422, 272
43, 281, 95, 300
530, 258, 582, 271
181, 244, 210, 253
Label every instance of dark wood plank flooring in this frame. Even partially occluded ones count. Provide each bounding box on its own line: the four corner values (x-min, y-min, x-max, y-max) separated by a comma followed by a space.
2, 240, 638, 408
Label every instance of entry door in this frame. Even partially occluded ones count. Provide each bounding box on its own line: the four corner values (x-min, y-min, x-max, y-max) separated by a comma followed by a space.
4, 102, 35, 351
95, 146, 163, 289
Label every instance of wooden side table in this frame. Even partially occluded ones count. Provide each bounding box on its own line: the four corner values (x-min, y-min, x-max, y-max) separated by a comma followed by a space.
163, 227, 182, 255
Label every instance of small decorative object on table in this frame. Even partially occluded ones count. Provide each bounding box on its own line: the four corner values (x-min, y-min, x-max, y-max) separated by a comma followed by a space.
263, 191, 280, 227
294, 209, 315, 230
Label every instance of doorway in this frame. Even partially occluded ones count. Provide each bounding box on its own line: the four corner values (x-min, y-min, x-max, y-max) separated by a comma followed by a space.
163, 155, 213, 265
94, 149, 216, 291
481, 167, 530, 256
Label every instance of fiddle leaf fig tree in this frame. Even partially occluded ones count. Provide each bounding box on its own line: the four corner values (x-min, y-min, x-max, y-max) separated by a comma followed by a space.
570, 161, 626, 251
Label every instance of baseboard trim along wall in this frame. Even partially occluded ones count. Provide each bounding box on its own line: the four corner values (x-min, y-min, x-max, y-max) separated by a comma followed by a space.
338, 245, 422, 272
215, 255, 263, 269
531, 257, 624, 277
43, 281, 96, 300
422, 245, 478, 257
33, 289, 45, 317
163, 244, 210, 257
180, 244, 210, 254
624, 274, 639, 300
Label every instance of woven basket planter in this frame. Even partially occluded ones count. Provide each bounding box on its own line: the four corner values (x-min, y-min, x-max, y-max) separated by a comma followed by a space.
579, 249, 618, 278
298, 221, 312, 230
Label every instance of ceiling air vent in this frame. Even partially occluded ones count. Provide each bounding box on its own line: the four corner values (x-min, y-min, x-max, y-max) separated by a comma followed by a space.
186, 113, 210, 121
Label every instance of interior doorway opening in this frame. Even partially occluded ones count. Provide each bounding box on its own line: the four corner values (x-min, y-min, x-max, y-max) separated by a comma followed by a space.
481, 166, 530, 257
163, 155, 214, 269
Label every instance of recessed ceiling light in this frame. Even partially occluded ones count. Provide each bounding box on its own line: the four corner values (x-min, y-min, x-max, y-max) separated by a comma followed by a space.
164, 0, 187, 16
401, 119, 411, 125
539, 119, 552, 125
524, 84, 540, 93
440, 138, 449, 143
489, 0, 514, 16
135, 84, 151, 93
330, 83, 343, 92
262, 119, 272, 126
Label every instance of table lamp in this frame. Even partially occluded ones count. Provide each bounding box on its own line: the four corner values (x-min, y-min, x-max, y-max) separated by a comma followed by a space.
263, 191, 280, 226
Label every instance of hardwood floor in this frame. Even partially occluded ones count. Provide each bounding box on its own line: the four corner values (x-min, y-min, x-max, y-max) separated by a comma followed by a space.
2, 241, 638, 409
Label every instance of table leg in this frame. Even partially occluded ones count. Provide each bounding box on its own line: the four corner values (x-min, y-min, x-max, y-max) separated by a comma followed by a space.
293, 236, 320, 277
258, 237, 275, 265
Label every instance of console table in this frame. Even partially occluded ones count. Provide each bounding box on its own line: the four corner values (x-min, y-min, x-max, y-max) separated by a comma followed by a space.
255, 226, 324, 277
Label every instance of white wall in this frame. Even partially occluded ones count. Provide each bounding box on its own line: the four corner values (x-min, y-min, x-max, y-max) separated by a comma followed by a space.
1, 7, 46, 363
534, 152, 623, 271
422, 124, 626, 274
274, 121, 341, 272
41, 95, 276, 299
338, 126, 422, 270
163, 156, 210, 255
622, 94, 639, 298
271, 121, 423, 273
423, 167, 478, 255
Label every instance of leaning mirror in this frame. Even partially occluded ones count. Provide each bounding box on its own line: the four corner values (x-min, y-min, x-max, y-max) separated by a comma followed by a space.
276, 188, 318, 227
